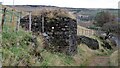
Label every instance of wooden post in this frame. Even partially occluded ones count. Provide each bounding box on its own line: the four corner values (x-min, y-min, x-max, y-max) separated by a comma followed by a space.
16, 12, 21, 31
12, 9, 15, 29
85, 30, 86, 36
42, 15, 44, 33
28, 11, 32, 32
76, 15, 79, 24
1, 8, 6, 30
89, 30, 90, 36
82, 29, 84, 35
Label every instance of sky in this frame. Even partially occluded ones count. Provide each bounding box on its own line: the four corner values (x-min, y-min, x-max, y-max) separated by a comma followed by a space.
0, 0, 119, 8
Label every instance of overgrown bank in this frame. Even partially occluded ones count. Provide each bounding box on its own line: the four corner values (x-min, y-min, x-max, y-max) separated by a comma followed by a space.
2, 26, 117, 66
1, 8, 118, 66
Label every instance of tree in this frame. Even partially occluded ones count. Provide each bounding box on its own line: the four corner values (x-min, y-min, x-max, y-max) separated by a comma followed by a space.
94, 11, 116, 27
102, 23, 120, 35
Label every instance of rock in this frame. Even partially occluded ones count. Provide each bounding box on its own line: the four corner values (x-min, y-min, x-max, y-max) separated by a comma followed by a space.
95, 35, 113, 50
107, 39, 117, 47
101, 40, 112, 50
77, 36, 99, 50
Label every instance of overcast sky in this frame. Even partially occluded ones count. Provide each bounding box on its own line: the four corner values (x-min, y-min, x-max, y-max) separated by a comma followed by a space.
0, 0, 119, 8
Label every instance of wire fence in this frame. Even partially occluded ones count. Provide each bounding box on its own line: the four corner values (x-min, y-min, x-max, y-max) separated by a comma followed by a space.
0, 5, 29, 32
0, 4, 97, 37
77, 25, 96, 37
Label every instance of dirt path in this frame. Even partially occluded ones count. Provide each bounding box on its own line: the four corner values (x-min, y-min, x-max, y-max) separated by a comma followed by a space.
88, 56, 110, 66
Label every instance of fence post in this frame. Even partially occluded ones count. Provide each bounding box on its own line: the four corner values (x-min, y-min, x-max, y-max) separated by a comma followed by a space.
81, 29, 83, 35
1, 8, 6, 31
42, 15, 44, 33
12, 9, 15, 29
16, 12, 21, 31
28, 11, 32, 32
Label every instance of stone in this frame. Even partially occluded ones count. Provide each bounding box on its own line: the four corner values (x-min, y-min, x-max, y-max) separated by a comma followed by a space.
77, 36, 99, 50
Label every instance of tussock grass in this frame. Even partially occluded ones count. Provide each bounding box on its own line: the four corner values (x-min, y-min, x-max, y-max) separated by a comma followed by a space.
38, 43, 94, 66
32, 9, 76, 19
110, 50, 119, 66
2, 26, 34, 66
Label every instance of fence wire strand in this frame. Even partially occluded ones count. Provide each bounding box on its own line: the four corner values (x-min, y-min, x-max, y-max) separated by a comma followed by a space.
0, 5, 28, 32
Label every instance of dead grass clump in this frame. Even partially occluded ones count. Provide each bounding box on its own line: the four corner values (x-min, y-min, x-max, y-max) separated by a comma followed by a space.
32, 8, 76, 19
110, 50, 118, 66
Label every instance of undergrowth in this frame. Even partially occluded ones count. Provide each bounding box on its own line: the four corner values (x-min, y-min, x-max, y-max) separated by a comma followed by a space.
1, 25, 116, 66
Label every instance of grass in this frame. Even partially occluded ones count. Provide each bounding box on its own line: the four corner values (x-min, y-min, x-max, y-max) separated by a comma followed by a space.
2, 25, 75, 66
2, 25, 36, 66
1, 6, 114, 66
77, 25, 114, 56
110, 50, 118, 66
1, 22, 117, 66
38, 43, 95, 66
2, 26, 96, 66
90, 35, 114, 56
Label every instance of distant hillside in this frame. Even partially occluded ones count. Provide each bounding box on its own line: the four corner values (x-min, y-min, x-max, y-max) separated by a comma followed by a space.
7, 5, 62, 12
6, 5, 118, 19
